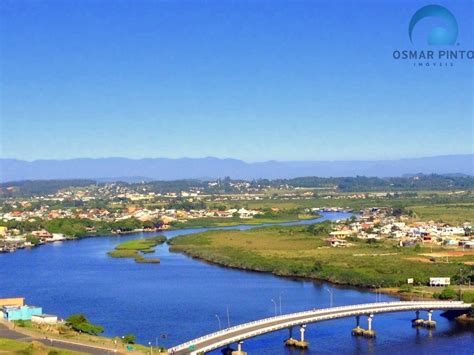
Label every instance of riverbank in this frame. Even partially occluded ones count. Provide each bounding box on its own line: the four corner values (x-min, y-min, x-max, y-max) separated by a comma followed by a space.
0, 213, 321, 254
168, 223, 474, 291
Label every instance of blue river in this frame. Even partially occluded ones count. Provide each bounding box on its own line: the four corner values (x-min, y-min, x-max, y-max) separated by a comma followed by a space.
0, 212, 472, 354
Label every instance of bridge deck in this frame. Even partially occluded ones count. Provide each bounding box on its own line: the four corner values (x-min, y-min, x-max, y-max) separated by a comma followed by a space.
168, 301, 471, 354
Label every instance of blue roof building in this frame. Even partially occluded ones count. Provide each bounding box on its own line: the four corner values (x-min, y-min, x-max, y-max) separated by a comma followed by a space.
1, 305, 43, 321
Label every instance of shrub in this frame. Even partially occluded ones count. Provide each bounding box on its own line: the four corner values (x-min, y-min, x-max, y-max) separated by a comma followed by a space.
66, 314, 104, 335
437, 287, 457, 300
122, 334, 136, 344
461, 291, 474, 303
14, 320, 26, 327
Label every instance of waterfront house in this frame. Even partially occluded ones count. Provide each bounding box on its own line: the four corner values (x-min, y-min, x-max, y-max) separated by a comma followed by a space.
32, 230, 53, 239
31, 314, 58, 325
0, 298, 24, 307
1, 305, 42, 321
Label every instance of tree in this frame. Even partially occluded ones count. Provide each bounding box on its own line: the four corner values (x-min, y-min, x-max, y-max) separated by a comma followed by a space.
122, 334, 136, 344
66, 314, 104, 335
307, 221, 332, 235
26, 235, 41, 246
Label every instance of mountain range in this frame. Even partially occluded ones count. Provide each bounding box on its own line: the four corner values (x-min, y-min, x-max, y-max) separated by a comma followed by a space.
0, 155, 472, 182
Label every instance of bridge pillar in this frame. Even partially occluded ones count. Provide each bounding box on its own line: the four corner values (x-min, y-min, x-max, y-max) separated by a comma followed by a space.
284, 326, 297, 347
352, 316, 364, 336
423, 310, 436, 328
300, 325, 306, 342
363, 314, 376, 338
231, 341, 247, 355
292, 325, 309, 349
412, 310, 424, 327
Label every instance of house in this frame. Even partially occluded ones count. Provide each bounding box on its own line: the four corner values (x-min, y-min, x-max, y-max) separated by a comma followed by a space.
327, 238, 350, 247
31, 314, 58, 325
429, 277, 450, 287
443, 239, 458, 246
238, 208, 253, 219
329, 230, 353, 239
421, 234, 434, 244
1, 305, 42, 321
462, 241, 474, 249
0, 297, 24, 307
31, 230, 53, 239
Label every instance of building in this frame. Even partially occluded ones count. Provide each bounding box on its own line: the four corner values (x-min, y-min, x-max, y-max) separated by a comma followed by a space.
429, 277, 450, 287
329, 230, 353, 238
1, 305, 42, 321
0, 297, 24, 307
327, 238, 350, 247
31, 314, 58, 325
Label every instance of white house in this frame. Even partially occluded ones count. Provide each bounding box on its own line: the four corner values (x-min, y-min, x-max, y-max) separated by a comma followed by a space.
31, 314, 58, 325
429, 277, 450, 287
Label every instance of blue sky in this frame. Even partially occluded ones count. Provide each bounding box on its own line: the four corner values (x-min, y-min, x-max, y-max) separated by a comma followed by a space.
1, 0, 472, 161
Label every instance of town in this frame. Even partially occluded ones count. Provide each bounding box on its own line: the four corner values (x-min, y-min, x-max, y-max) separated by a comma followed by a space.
1, 177, 472, 255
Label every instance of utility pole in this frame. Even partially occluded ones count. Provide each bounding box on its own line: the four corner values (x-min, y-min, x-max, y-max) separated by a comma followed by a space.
271, 299, 277, 316
215, 314, 222, 330
279, 293, 282, 315
324, 287, 333, 307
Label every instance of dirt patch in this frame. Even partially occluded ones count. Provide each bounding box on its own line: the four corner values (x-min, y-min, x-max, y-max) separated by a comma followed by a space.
404, 257, 433, 263
464, 261, 474, 266
421, 250, 474, 258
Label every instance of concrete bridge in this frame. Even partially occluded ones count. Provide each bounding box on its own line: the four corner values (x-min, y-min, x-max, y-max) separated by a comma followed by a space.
168, 301, 471, 354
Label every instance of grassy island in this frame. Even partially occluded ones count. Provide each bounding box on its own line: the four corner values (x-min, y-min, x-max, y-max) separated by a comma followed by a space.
169, 223, 473, 289
108, 236, 166, 263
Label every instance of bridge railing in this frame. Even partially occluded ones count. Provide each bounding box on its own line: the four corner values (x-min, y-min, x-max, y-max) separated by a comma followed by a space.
183, 301, 470, 353
169, 301, 467, 351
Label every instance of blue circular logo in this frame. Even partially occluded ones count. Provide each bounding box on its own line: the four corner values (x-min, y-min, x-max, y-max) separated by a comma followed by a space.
409, 5, 458, 45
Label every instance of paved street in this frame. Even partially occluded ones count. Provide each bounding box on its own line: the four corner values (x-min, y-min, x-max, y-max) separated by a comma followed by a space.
0, 322, 115, 354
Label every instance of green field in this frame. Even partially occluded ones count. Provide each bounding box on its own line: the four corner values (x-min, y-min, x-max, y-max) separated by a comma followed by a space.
169, 223, 474, 288
410, 203, 474, 224
171, 213, 316, 229
107, 236, 166, 263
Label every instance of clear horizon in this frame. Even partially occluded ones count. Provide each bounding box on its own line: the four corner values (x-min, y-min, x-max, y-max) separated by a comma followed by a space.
1, 0, 473, 161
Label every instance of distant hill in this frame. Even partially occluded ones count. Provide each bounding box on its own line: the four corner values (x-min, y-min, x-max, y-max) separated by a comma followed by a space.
0, 155, 472, 182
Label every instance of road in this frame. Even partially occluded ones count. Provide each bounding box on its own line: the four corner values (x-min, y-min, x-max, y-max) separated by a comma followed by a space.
169, 301, 471, 354
0, 322, 116, 354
